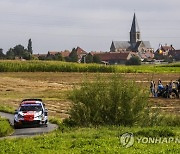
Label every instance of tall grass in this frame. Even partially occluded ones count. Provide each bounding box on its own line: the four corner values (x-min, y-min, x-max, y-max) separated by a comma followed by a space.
0, 117, 14, 137
0, 105, 14, 114
0, 60, 179, 73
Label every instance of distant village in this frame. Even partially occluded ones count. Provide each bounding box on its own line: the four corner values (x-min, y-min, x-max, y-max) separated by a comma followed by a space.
0, 13, 180, 65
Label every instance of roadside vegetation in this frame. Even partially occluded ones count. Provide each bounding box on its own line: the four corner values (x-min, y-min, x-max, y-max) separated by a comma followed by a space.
0, 117, 14, 137
0, 60, 179, 73
0, 105, 14, 114
0, 126, 179, 153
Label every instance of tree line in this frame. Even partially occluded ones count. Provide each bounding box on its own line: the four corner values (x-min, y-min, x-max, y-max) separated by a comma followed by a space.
0, 41, 101, 63
0, 39, 33, 60
37, 47, 101, 63
0, 39, 140, 65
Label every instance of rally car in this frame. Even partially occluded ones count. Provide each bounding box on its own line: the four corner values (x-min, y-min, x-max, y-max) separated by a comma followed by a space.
14, 99, 48, 128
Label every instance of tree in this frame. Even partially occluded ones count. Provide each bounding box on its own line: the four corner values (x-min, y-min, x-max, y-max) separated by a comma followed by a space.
6, 44, 31, 60
93, 55, 101, 63
22, 50, 31, 60
27, 39, 33, 54
6, 48, 15, 59
81, 54, 101, 63
38, 55, 46, 60
85, 53, 93, 63
126, 56, 141, 65
46, 53, 54, 60
13, 44, 31, 60
54, 53, 64, 61
0, 48, 5, 59
13, 45, 25, 57
46, 52, 64, 61
68, 48, 78, 62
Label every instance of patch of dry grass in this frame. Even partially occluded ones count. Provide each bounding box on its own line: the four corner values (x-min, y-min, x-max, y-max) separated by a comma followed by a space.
0, 72, 179, 119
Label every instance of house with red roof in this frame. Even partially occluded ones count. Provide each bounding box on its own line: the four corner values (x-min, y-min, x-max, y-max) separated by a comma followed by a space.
93, 52, 135, 64
75, 47, 87, 62
69, 46, 87, 62
154, 44, 175, 60
47, 50, 70, 58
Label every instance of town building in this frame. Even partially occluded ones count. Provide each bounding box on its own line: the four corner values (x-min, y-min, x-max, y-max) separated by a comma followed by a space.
110, 13, 154, 60
74, 47, 87, 63
94, 52, 135, 65
47, 50, 70, 58
154, 44, 176, 60
155, 44, 175, 56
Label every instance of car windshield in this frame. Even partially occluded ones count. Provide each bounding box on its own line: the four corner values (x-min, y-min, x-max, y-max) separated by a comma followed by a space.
20, 105, 42, 112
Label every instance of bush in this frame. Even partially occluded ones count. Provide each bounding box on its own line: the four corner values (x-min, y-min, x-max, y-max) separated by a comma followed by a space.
126, 56, 141, 65
68, 75, 149, 126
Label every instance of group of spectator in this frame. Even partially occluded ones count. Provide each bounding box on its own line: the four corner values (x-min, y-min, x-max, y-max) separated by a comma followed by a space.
150, 79, 180, 98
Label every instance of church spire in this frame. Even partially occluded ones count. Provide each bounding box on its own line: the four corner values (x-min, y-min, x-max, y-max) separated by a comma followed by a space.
130, 13, 141, 44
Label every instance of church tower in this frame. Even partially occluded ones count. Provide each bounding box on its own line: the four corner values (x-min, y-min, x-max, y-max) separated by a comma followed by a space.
130, 13, 141, 45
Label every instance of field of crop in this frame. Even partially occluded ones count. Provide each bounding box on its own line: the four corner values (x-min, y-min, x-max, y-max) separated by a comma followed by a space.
0, 60, 179, 73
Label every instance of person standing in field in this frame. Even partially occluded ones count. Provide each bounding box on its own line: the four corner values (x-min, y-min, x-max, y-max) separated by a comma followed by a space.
158, 79, 162, 85
169, 80, 173, 94
165, 84, 170, 98
150, 80, 156, 97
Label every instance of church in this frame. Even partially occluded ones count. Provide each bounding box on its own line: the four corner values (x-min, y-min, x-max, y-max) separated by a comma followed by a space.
110, 13, 154, 60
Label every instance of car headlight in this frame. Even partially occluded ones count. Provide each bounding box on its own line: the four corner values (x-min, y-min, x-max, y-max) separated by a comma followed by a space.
36, 114, 43, 118
18, 114, 24, 119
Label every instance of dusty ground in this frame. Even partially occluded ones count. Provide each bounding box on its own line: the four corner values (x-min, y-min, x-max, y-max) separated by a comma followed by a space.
0, 72, 179, 119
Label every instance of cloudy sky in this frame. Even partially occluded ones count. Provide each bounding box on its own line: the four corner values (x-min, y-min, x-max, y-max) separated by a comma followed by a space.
0, 0, 180, 53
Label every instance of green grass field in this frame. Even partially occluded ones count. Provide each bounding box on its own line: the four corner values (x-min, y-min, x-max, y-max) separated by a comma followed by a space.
0, 126, 179, 153
0, 117, 14, 137
0, 60, 179, 73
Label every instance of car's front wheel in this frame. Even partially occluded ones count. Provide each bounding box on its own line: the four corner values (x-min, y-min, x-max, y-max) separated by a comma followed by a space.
14, 120, 20, 129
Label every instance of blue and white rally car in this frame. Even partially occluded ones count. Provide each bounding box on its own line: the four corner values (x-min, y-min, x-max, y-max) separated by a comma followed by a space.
14, 99, 48, 128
